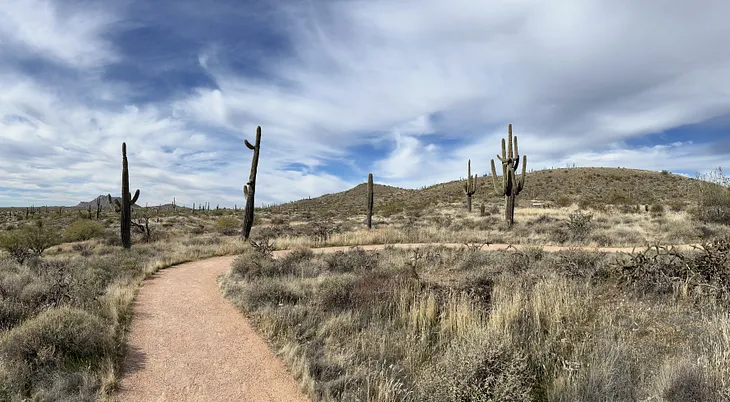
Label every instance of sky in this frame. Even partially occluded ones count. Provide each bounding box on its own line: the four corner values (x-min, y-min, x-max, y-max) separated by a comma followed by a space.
1, 0, 729, 207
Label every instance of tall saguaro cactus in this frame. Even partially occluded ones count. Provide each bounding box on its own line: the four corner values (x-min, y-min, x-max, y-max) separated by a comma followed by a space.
242, 126, 262, 240
490, 124, 527, 227
366, 173, 374, 229
107, 142, 140, 248
463, 159, 478, 212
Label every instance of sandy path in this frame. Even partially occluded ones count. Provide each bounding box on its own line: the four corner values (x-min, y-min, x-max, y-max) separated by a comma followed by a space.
116, 241, 698, 401
115, 256, 308, 402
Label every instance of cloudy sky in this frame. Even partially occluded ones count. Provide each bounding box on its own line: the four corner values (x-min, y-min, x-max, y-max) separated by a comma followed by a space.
1, 0, 729, 207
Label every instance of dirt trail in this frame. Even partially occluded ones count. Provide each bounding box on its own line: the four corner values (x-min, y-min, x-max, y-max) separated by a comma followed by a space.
116, 242, 698, 401
115, 255, 308, 402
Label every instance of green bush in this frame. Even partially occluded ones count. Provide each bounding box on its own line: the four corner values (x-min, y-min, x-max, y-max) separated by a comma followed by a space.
64, 220, 105, 242
215, 216, 239, 235
0, 222, 59, 263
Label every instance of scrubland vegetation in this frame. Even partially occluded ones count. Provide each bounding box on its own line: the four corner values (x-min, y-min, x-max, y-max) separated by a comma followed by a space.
0, 166, 729, 401
222, 239, 730, 401
0, 208, 246, 400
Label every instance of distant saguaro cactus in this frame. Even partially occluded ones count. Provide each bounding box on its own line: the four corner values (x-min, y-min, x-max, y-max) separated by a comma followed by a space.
463, 159, 478, 212
107, 142, 140, 249
242, 126, 262, 240
96, 196, 102, 220
490, 124, 527, 227
366, 173, 374, 229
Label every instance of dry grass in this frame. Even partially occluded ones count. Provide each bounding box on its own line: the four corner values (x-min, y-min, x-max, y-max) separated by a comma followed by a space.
221, 241, 730, 402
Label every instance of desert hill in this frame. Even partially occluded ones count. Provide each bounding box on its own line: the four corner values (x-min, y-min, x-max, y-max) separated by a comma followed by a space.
266, 167, 705, 218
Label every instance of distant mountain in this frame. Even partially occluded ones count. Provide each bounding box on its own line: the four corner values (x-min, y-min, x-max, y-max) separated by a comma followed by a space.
75, 195, 124, 209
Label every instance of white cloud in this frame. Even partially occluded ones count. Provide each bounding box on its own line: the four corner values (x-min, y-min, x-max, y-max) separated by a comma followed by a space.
1, 0, 730, 207
0, 0, 120, 68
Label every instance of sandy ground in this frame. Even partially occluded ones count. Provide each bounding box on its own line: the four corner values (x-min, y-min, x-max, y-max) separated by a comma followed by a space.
115, 255, 308, 402
116, 242, 698, 401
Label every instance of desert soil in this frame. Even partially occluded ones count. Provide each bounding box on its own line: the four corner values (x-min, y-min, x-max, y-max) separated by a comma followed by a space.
116, 242, 697, 401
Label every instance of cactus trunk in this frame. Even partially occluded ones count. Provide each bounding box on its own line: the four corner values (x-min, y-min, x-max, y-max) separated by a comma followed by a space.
366, 173, 374, 229
108, 143, 140, 249
463, 159, 477, 212
505, 193, 516, 225
242, 126, 262, 240
490, 124, 527, 228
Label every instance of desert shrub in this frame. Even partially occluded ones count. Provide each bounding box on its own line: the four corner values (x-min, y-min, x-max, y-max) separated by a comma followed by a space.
551, 250, 607, 280
22, 222, 59, 256
231, 248, 277, 280
0, 230, 33, 264
241, 279, 302, 309
278, 248, 316, 276
549, 338, 639, 402
554, 195, 572, 207
418, 336, 535, 401
650, 203, 665, 215
0, 222, 59, 263
215, 216, 239, 235
667, 199, 686, 212
182, 236, 222, 246
324, 248, 379, 273
656, 359, 714, 402
64, 220, 105, 242
0, 307, 112, 397
567, 211, 594, 240
612, 237, 730, 300
691, 167, 730, 224
270, 215, 287, 225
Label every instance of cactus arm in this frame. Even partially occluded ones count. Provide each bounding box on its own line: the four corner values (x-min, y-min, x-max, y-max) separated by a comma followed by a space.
131, 189, 140, 204
244, 139, 255, 150
507, 125, 513, 159
516, 155, 527, 194
501, 138, 506, 160
513, 135, 519, 159
490, 159, 504, 196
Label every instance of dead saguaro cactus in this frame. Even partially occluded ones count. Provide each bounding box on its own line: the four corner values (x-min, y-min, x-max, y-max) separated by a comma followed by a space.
366, 173, 374, 229
107, 142, 140, 249
490, 124, 527, 227
463, 159, 478, 212
242, 126, 262, 240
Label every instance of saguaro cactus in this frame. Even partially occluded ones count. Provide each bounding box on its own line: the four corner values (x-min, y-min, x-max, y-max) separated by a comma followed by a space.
242, 126, 262, 240
366, 173, 374, 229
107, 142, 140, 248
490, 124, 527, 227
463, 159, 478, 212
96, 196, 102, 220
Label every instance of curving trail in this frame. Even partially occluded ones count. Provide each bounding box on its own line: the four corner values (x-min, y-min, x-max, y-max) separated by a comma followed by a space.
115, 242, 697, 401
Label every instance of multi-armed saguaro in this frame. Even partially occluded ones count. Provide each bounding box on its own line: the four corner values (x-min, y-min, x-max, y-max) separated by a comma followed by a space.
366, 173, 374, 229
463, 159, 478, 212
242, 126, 262, 240
490, 124, 527, 227
107, 142, 140, 248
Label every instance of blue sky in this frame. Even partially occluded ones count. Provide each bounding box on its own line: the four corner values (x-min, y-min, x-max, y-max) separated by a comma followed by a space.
1, 0, 729, 207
